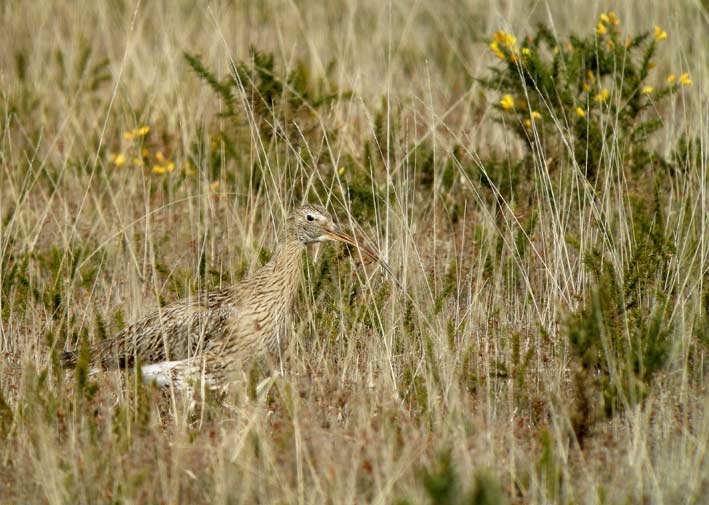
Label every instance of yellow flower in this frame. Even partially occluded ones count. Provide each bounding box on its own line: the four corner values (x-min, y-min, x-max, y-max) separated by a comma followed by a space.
493, 31, 517, 49
599, 13, 609, 24
109, 152, 126, 167
531, 111, 542, 120
641, 86, 654, 94
210, 181, 220, 191
607, 11, 620, 26
575, 107, 586, 118
141, 148, 150, 156
521, 47, 531, 57
490, 31, 517, 60
524, 119, 532, 128
667, 73, 676, 83
596, 22, 607, 35
587, 71, 595, 82
583, 82, 592, 92
500, 94, 515, 110
150, 151, 175, 173
679, 73, 692, 86
595, 88, 610, 103
654, 26, 667, 41
123, 126, 150, 140
606, 39, 615, 49
338, 166, 346, 176
489, 41, 505, 60
132, 157, 144, 167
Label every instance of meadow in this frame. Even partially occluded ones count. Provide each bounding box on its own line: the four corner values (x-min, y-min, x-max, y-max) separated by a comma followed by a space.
1, 1, 708, 503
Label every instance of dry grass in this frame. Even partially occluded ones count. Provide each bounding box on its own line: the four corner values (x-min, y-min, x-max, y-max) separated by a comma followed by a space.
1, 0, 708, 503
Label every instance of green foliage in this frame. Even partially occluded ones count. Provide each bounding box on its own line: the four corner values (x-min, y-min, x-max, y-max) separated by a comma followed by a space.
0, 249, 32, 321
563, 186, 674, 439
185, 48, 344, 143
184, 47, 358, 206
74, 329, 98, 401
401, 362, 428, 414
480, 19, 684, 182
408, 450, 508, 505
535, 429, 563, 500
567, 283, 671, 434
0, 389, 13, 440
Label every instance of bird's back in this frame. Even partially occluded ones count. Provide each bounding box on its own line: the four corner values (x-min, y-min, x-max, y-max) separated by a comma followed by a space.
62, 286, 238, 369
63, 242, 303, 371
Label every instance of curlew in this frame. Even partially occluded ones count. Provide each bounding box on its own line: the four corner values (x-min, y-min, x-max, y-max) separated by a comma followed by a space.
62, 204, 391, 389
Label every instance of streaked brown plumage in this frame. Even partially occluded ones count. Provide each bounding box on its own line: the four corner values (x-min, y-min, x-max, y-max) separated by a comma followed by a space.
62, 204, 389, 388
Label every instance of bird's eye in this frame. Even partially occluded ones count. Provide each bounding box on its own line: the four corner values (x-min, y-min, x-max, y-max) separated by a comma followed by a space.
306, 214, 315, 222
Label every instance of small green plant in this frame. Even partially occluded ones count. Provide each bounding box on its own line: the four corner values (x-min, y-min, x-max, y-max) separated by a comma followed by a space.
399, 450, 508, 505
567, 277, 671, 441
185, 48, 345, 145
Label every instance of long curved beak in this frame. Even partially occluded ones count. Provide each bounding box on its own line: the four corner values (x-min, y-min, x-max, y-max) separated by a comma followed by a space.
322, 229, 397, 281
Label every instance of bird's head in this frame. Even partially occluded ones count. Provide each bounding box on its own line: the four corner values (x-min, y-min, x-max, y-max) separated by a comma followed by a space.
288, 204, 398, 282
289, 204, 374, 254
290, 204, 343, 245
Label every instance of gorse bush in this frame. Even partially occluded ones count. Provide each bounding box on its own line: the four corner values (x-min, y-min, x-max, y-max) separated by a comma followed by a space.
480, 12, 692, 180
185, 48, 345, 146
477, 13, 693, 442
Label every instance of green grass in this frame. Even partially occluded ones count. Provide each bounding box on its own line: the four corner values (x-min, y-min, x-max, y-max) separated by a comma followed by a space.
1, 1, 708, 503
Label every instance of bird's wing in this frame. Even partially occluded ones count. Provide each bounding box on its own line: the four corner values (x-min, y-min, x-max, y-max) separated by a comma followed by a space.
64, 289, 237, 369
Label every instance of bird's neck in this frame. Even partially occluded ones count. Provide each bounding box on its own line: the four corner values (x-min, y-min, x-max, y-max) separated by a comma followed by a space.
271, 238, 305, 269
266, 238, 306, 298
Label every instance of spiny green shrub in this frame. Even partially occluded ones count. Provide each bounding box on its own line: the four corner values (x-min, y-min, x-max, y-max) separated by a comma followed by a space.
480, 13, 692, 181
564, 185, 674, 441
396, 450, 508, 505
185, 48, 344, 145
567, 264, 672, 441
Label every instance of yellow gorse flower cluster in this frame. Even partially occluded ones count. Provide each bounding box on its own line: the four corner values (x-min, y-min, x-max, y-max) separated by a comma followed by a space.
600, 12, 620, 26
497, 93, 542, 126
489, 31, 518, 60
108, 152, 126, 167
654, 26, 668, 41
523, 111, 543, 128
151, 151, 176, 174
123, 125, 150, 140
107, 124, 198, 177
678, 73, 692, 85
666, 72, 692, 86
500, 94, 515, 110
594, 88, 610, 103
596, 11, 620, 35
